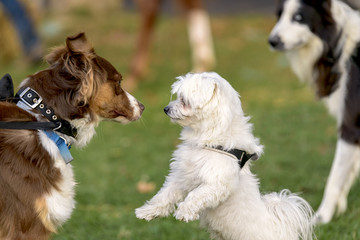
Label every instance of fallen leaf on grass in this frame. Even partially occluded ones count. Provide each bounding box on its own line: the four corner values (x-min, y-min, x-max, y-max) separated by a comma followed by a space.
136, 181, 156, 194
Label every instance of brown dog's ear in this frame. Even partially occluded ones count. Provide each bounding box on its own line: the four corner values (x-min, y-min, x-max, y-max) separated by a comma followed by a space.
45, 32, 94, 65
66, 32, 93, 54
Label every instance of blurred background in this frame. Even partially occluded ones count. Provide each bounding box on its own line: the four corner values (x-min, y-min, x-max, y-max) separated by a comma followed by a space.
0, 0, 359, 239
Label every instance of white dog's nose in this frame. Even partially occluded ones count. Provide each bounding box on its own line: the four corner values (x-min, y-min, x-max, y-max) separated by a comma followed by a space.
164, 106, 170, 114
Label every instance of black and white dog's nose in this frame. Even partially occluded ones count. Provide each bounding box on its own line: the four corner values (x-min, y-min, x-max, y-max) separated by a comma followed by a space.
164, 106, 170, 114
268, 35, 284, 50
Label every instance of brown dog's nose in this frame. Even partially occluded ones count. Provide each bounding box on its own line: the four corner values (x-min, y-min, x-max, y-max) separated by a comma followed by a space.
138, 102, 145, 114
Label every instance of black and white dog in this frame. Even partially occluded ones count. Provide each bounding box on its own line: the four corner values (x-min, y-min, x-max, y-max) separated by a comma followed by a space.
268, 0, 360, 224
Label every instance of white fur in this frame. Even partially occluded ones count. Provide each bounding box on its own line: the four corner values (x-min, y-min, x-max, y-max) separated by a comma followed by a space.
270, 0, 318, 53
67, 115, 97, 148
269, 0, 360, 224
38, 131, 76, 227
114, 91, 143, 124
136, 72, 313, 240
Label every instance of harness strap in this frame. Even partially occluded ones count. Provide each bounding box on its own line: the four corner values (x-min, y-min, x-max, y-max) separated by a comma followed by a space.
0, 121, 59, 130
206, 145, 257, 169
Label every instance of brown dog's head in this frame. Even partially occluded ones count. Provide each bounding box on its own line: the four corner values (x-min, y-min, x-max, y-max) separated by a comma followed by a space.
22, 32, 144, 145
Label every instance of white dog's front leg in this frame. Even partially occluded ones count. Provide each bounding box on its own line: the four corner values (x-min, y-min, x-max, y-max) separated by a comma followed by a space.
136, 181, 185, 221
174, 184, 229, 222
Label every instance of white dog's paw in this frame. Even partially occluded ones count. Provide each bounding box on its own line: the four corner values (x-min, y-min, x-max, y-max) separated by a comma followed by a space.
135, 204, 171, 221
174, 202, 199, 222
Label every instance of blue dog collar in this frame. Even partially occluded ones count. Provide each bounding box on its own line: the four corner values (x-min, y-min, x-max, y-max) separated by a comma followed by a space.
43, 131, 73, 164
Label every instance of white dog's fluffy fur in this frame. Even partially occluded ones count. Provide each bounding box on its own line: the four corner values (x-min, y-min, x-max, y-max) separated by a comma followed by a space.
135, 72, 313, 240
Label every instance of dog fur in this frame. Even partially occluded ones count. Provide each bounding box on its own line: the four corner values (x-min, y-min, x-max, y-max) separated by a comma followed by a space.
268, 0, 360, 224
0, 32, 144, 240
135, 72, 313, 240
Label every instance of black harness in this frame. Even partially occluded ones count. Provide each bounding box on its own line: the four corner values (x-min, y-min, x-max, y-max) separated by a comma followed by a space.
206, 145, 258, 169
0, 74, 77, 138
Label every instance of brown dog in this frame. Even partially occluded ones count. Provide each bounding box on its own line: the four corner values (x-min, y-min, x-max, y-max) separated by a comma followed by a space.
0, 32, 144, 240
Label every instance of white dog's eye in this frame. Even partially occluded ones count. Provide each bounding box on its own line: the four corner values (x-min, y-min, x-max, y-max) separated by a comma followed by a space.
292, 13, 304, 22
180, 97, 186, 106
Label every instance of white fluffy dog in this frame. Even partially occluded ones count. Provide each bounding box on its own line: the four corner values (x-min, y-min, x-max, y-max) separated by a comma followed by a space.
136, 72, 314, 240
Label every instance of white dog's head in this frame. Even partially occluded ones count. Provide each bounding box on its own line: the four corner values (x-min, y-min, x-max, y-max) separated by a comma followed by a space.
164, 72, 241, 127
164, 72, 263, 157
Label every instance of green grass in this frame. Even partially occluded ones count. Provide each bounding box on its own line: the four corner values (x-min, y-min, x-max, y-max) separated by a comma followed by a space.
0, 5, 359, 240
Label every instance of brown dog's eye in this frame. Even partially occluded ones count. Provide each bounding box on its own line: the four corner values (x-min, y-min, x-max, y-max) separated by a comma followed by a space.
115, 82, 124, 95
78, 100, 85, 107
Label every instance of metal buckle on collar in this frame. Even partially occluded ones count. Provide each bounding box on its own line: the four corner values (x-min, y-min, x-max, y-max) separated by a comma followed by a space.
16, 87, 77, 139
18, 87, 43, 109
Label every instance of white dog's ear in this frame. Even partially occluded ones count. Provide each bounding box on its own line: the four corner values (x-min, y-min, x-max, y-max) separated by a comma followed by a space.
192, 81, 217, 108
172, 73, 218, 109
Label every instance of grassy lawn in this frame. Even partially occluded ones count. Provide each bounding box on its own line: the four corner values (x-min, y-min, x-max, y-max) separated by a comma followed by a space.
0, 3, 359, 240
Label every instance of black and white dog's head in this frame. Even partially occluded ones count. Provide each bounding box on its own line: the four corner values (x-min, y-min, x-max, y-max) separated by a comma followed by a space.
268, 0, 336, 51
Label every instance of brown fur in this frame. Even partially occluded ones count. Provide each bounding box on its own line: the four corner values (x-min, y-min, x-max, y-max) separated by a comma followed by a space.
22, 33, 143, 123
0, 105, 60, 239
35, 198, 56, 233
0, 32, 144, 239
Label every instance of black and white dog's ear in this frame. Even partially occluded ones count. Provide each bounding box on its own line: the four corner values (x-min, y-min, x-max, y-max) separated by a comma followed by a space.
0, 73, 14, 100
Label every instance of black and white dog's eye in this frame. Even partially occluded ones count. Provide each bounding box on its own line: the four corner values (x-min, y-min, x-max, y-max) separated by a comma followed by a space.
293, 13, 304, 22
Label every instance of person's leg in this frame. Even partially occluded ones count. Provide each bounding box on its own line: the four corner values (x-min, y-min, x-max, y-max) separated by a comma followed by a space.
0, 0, 42, 60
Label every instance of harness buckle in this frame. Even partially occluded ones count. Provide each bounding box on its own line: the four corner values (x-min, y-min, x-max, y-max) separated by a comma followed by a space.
18, 87, 43, 109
